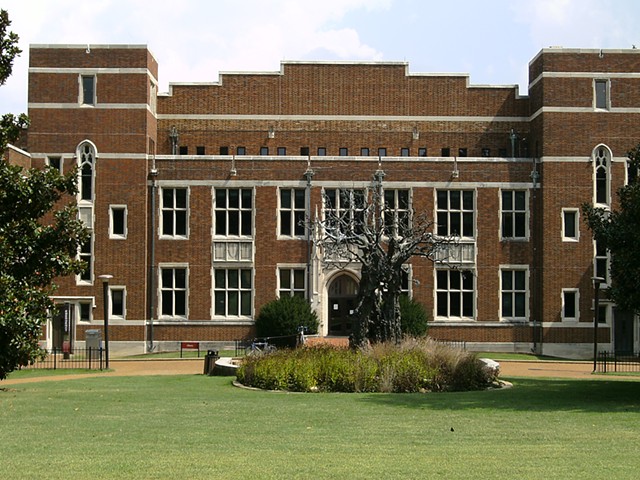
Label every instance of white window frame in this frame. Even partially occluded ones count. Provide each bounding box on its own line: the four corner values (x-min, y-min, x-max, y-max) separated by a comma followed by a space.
594, 239, 610, 286
594, 79, 610, 110
80, 74, 96, 106
109, 286, 126, 320
500, 189, 529, 241
434, 268, 475, 320
109, 205, 128, 240
213, 187, 254, 238
159, 264, 189, 320
47, 156, 63, 173
160, 187, 189, 239
277, 266, 307, 298
323, 187, 366, 236
499, 266, 529, 322
435, 189, 476, 240
562, 288, 580, 321
278, 188, 307, 238
592, 144, 611, 207
561, 208, 579, 242
213, 267, 253, 318
382, 188, 411, 238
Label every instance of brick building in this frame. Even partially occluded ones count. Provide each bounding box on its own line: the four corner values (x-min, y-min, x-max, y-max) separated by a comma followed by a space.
21, 44, 640, 358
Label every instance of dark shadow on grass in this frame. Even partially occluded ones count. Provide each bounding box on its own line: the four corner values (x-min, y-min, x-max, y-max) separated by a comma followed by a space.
358, 378, 640, 413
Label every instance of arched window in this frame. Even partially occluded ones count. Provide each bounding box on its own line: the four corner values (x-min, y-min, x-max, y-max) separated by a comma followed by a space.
593, 145, 611, 206
78, 141, 96, 203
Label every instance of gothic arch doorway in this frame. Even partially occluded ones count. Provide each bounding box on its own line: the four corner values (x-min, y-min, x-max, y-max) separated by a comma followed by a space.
327, 274, 359, 336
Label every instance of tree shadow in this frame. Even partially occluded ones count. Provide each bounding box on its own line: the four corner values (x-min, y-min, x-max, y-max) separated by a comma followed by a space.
358, 378, 640, 413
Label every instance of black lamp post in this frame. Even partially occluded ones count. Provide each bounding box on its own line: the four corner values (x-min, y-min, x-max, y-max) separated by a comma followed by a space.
592, 276, 605, 372
99, 274, 113, 369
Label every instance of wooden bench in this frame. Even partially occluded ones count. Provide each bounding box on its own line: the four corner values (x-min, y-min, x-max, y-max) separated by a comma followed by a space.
180, 341, 200, 358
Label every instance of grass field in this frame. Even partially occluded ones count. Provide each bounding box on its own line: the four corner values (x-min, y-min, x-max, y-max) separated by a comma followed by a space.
2, 374, 640, 479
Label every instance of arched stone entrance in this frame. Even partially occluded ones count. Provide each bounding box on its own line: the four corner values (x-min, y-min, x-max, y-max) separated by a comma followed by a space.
327, 274, 359, 336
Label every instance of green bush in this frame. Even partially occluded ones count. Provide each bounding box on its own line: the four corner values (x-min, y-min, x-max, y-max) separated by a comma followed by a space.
399, 295, 429, 337
237, 338, 498, 393
255, 295, 319, 338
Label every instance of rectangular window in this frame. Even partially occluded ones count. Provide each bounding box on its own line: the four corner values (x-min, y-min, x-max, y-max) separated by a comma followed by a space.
279, 188, 306, 237
441, 147, 451, 157
79, 235, 93, 282
109, 205, 127, 239
277, 147, 286, 156
562, 209, 579, 241
400, 148, 410, 157
300, 147, 309, 156
110, 287, 126, 319
161, 188, 188, 238
214, 188, 253, 237
48, 157, 62, 173
324, 188, 365, 236
595, 79, 609, 109
378, 148, 387, 157
81, 75, 95, 105
220, 146, 229, 155
595, 240, 609, 284
236, 146, 246, 155
501, 269, 528, 321
482, 148, 491, 157
160, 267, 187, 318
501, 190, 527, 239
562, 289, 579, 320
260, 146, 269, 155
179, 146, 188, 155
436, 190, 475, 238
317, 147, 327, 156
436, 269, 474, 319
418, 147, 427, 157
196, 146, 205, 155
214, 268, 252, 317
458, 148, 468, 157
339, 147, 348, 156
361, 147, 370, 156
79, 302, 92, 322
383, 189, 410, 236
279, 268, 306, 298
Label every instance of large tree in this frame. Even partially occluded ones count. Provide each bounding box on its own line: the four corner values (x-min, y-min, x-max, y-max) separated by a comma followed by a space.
583, 144, 640, 315
0, 9, 88, 380
315, 170, 456, 347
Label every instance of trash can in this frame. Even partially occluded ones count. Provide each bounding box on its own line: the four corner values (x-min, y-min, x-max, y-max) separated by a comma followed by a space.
203, 350, 219, 376
85, 329, 102, 350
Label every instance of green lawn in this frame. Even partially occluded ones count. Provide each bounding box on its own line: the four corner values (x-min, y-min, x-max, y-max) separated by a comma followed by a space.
2, 375, 640, 479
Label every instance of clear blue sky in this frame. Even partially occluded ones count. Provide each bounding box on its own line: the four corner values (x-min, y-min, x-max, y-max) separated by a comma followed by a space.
2, 0, 639, 115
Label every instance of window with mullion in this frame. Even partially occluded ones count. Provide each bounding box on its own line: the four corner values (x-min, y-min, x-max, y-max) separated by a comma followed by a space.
161, 188, 188, 237
279, 188, 306, 237
501, 190, 527, 239
436, 190, 474, 238
324, 188, 365, 235
435, 269, 474, 319
278, 268, 306, 298
501, 269, 527, 320
215, 188, 253, 237
160, 267, 187, 318
383, 189, 410, 237
214, 268, 253, 316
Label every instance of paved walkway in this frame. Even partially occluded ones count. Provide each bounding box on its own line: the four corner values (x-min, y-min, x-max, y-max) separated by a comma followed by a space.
4, 357, 637, 387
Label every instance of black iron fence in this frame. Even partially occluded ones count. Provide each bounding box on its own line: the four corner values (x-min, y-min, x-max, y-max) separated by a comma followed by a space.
596, 351, 640, 373
21, 347, 104, 371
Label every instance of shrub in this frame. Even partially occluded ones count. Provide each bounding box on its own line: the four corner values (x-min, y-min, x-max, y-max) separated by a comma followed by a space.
399, 295, 429, 337
255, 295, 319, 338
237, 338, 497, 393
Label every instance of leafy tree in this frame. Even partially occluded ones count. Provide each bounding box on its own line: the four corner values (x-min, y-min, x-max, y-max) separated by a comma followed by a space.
583, 144, 640, 315
315, 170, 455, 347
0, 9, 88, 380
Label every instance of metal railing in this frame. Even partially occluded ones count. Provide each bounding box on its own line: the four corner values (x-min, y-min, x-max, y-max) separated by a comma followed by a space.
596, 351, 640, 373
21, 347, 104, 371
